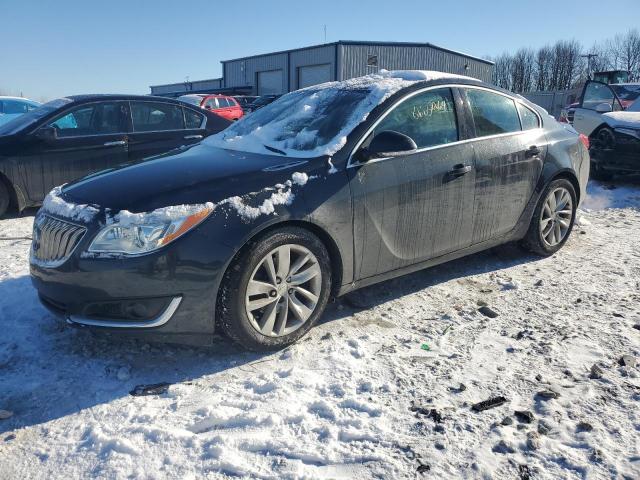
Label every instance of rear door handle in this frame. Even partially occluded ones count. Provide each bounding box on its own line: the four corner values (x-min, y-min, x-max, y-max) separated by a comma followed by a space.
184, 134, 203, 140
104, 140, 126, 147
448, 164, 472, 177
526, 146, 542, 157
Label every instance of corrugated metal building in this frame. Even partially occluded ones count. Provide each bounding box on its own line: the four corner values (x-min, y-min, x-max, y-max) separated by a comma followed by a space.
149, 78, 223, 97
150, 41, 493, 96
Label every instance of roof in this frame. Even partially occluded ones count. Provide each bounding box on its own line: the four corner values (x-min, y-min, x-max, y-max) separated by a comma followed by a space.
221, 40, 494, 66
66, 94, 182, 102
0, 96, 38, 102
149, 78, 223, 89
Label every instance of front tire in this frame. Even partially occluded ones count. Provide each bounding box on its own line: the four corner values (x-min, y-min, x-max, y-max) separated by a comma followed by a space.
521, 179, 577, 257
0, 181, 10, 218
590, 161, 613, 181
217, 227, 332, 351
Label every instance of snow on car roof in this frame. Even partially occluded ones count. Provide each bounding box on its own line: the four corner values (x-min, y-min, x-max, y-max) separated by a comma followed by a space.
206, 70, 481, 158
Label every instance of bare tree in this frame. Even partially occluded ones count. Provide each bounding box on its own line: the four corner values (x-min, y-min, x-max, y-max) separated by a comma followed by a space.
491, 53, 513, 90
511, 48, 535, 92
535, 46, 553, 91
620, 29, 640, 80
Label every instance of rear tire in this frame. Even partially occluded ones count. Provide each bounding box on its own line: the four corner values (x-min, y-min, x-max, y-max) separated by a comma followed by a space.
0, 181, 10, 218
217, 227, 332, 351
521, 179, 577, 257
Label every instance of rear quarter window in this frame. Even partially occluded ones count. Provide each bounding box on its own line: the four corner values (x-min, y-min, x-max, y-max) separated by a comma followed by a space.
184, 108, 205, 129
466, 89, 521, 137
517, 103, 540, 130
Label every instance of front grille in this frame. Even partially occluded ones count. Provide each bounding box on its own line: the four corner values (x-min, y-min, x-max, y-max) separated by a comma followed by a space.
31, 215, 86, 266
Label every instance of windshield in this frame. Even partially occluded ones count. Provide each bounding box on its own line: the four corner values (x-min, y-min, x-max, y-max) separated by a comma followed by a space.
177, 95, 203, 107
205, 84, 398, 157
612, 85, 640, 102
251, 96, 275, 107
0, 97, 72, 136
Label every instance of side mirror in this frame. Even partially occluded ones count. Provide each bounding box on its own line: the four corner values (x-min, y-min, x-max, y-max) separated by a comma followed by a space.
595, 102, 612, 113
35, 126, 57, 142
358, 130, 417, 161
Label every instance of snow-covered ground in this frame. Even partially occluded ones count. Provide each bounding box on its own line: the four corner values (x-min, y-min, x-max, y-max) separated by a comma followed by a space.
1, 180, 639, 479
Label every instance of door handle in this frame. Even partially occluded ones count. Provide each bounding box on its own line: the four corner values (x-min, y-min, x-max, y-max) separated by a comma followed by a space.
184, 134, 203, 140
104, 140, 126, 147
526, 146, 542, 158
448, 164, 472, 177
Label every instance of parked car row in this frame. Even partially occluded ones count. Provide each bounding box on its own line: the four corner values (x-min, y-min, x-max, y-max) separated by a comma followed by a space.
567, 80, 640, 180
176, 93, 280, 118
0, 96, 41, 126
26, 71, 590, 350
0, 95, 231, 216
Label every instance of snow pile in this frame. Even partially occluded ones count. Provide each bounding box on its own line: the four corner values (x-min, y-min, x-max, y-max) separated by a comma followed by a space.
109, 171, 311, 226
41, 186, 100, 223
112, 203, 215, 226
205, 70, 477, 158
218, 172, 308, 221
327, 158, 338, 174
3, 179, 639, 479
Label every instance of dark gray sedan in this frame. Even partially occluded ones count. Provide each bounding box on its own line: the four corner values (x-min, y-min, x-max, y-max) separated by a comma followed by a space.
30, 71, 589, 350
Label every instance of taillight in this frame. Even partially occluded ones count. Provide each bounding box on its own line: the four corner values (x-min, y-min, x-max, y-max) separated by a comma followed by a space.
579, 134, 589, 149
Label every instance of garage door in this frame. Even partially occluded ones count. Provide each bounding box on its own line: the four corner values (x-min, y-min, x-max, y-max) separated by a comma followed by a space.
298, 64, 332, 89
257, 70, 284, 95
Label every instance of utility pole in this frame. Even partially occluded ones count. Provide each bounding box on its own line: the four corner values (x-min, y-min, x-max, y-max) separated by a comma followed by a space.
581, 53, 598, 80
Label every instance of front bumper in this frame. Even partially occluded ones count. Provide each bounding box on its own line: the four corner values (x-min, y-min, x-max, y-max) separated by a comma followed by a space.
30, 214, 235, 345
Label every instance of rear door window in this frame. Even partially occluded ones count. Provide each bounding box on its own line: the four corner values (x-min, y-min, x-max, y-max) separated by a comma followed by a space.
217, 98, 230, 108
131, 102, 185, 132
48, 102, 127, 137
466, 89, 521, 137
372, 87, 458, 149
184, 108, 205, 129
517, 103, 540, 130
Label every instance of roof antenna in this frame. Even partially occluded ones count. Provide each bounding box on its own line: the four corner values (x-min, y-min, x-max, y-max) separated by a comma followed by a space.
324, 25, 327, 42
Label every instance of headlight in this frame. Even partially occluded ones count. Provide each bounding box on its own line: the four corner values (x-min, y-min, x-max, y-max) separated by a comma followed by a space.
88, 204, 213, 255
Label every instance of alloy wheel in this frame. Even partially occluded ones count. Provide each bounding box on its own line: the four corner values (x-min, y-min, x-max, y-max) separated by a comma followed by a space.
245, 244, 322, 337
539, 187, 573, 247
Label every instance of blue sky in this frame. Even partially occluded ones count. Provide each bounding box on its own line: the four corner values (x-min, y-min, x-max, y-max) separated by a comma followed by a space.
1, 0, 638, 101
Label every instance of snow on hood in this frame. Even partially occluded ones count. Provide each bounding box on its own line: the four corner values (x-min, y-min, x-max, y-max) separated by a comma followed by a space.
41, 186, 100, 223
603, 111, 640, 128
42, 172, 311, 226
205, 70, 479, 158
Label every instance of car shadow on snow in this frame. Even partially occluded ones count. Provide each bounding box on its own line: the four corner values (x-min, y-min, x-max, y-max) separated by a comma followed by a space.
0, 241, 556, 435
0, 274, 271, 435
321, 242, 544, 318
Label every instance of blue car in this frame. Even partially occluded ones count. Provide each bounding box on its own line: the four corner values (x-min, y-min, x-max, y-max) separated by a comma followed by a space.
0, 96, 41, 126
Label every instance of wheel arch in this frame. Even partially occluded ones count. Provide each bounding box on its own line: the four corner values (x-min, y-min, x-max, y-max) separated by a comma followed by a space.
547, 169, 581, 204
0, 171, 25, 213
588, 122, 612, 140
218, 218, 345, 301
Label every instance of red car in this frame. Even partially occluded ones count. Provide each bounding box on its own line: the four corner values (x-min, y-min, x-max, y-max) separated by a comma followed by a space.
177, 94, 244, 121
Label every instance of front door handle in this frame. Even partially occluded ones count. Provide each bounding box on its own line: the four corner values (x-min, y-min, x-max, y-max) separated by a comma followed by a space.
184, 134, 203, 140
448, 164, 472, 177
104, 140, 126, 147
526, 145, 542, 158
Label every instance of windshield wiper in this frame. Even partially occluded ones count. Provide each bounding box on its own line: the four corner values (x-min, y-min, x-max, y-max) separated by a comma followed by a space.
263, 144, 287, 156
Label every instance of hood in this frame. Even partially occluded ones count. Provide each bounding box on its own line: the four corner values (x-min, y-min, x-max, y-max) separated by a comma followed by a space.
61, 143, 313, 213
603, 111, 640, 129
